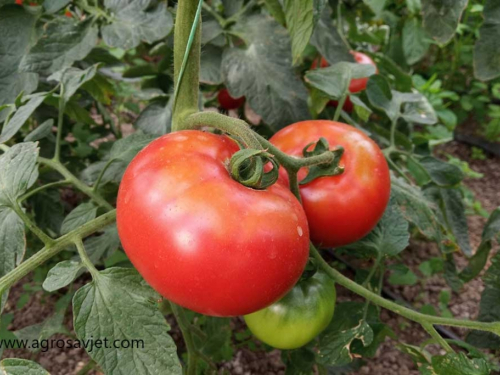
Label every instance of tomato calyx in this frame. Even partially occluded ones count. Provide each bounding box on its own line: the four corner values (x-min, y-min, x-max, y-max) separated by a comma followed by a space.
300, 137, 344, 185
229, 148, 279, 189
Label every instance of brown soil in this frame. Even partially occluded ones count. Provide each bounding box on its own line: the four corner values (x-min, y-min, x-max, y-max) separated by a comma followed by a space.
1, 141, 499, 374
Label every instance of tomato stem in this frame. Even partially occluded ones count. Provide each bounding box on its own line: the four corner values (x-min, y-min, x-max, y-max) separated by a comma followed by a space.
172, 0, 202, 131
170, 302, 198, 375
333, 93, 348, 122
310, 244, 500, 340
0, 210, 116, 297
11, 202, 54, 246
74, 237, 100, 278
53, 87, 66, 162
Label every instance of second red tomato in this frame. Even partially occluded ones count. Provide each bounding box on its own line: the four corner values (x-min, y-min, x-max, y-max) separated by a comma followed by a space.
270, 120, 390, 248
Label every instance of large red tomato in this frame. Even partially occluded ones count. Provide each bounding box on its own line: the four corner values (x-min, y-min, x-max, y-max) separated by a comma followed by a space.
269, 120, 390, 248
117, 130, 310, 317
311, 51, 377, 112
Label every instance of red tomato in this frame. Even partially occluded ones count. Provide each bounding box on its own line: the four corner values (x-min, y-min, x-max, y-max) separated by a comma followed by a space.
117, 130, 310, 316
270, 120, 390, 248
65, 10, 72, 17
311, 51, 377, 112
218, 88, 245, 110
15, 0, 23, 4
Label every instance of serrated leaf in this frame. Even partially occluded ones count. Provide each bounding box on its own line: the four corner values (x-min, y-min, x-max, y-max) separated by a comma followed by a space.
466, 252, 500, 349
0, 208, 26, 314
425, 187, 472, 256
43, 260, 82, 292
43, 0, 71, 13
418, 157, 464, 186
422, 0, 468, 45
20, 18, 98, 75
135, 98, 173, 136
305, 62, 376, 99
402, 95, 438, 125
310, 6, 353, 65
341, 198, 409, 257
390, 176, 442, 243
0, 358, 49, 375
432, 352, 490, 375
0, 142, 39, 208
81, 132, 155, 186
474, 0, 500, 81
24, 119, 54, 142
402, 17, 430, 65
285, 0, 327, 65
388, 264, 418, 285
221, 15, 309, 130
0, 5, 38, 115
48, 65, 98, 104
263, 0, 286, 26
85, 224, 120, 263
60, 202, 97, 235
15, 306, 69, 352
0, 93, 48, 143
200, 45, 223, 85
363, 0, 387, 16
102, 0, 173, 49
73, 268, 182, 375
318, 302, 374, 366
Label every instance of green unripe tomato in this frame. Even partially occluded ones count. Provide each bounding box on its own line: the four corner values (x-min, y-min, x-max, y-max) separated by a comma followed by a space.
244, 270, 336, 349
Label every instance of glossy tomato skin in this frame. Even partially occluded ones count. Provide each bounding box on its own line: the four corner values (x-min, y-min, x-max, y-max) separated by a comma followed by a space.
311, 51, 377, 112
244, 271, 336, 349
218, 88, 245, 110
270, 120, 391, 248
117, 130, 310, 317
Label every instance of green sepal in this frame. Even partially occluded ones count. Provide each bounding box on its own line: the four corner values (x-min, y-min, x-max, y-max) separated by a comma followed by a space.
300, 137, 344, 185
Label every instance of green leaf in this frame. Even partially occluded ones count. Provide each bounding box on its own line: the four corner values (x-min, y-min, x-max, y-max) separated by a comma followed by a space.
466, 252, 500, 349
0, 142, 39, 208
14, 302, 69, 352
284, 0, 327, 65
201, 19, 223, 45
73, 268, 182, 375
195, 317, 233, 362
48, 65, 98, 104
102, 0, 173, 49
402, 95, 438, 125
43, 260, 82, 292
305, 62, 376, 99
363, 0, 387, 16
318, 302, 374, 366
419, 157, 464, 186
84, 224, 121, 263
282, 347, 316, 375
263, 0, 286, 26
422, 0, 467, 45
0, 358, 49, 375
200, 45, 223, 85
20, 18, 98, 75
43, 0, 71, 13
390, 176, 443, 243
31, 190, 64, 236
135, 98, 173, 136
81, 132, 155, 186
221, 15, 309, 130
222, 0, 243, 17
432, 352, 490, 375
402, 17, 430, 65
425, 187, 472, 256
474, 0, 500, 80
388, 264, 418, 285
60, 202, 97, 235
0, 207, 26, 314
341, 198, 409, 257
0, 93, 48, 143
24, 119, 54, 142
0, 5, 38, 115
310, 6, 353, 65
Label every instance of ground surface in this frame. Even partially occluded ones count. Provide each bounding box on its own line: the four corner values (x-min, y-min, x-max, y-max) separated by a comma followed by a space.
1, 140, 499, 374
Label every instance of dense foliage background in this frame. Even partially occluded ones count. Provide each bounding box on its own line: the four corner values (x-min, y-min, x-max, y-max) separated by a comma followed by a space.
1, 0, 500, 374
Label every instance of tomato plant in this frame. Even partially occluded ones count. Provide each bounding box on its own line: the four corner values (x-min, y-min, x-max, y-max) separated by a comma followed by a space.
117, 130, 309, 316
270, 120, 391, 247
244, 270, 336, 349
0, 0, 500, 374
